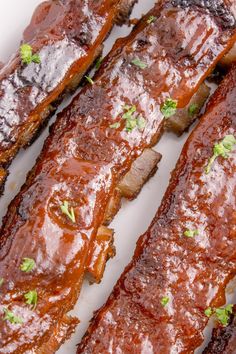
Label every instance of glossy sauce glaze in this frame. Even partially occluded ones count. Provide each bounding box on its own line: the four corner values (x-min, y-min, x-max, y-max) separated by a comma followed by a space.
77, 66, 236, 354
0, 0, 135, 192
0, 1, 235, 353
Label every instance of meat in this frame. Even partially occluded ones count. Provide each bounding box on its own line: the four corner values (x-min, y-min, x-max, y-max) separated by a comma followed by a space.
203, 306, 236, 354
77, 65, 236, 353
0, 0, 137, 193
0, 1, 235, 353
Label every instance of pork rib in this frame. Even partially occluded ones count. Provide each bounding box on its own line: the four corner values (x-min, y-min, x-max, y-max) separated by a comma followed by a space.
77, 65, 236, 353
0, 0, 136, 194
0, 1, 235, 353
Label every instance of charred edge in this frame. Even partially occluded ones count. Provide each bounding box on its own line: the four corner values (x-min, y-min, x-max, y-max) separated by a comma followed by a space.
115, 0, 138, 26
171, 0, 236, 29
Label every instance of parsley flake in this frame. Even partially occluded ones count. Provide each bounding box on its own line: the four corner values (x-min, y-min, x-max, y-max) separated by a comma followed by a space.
205, 135, 236, 174
20, 44, 40, 65
131, 58, 147, 70
122, 105, 146, 132
215, 304, 233, 326
95, 56, 103, 70
0, 278, 3, 287
147, 15, 157, 24
110, 122, 121, 129
3, 308, 23, 325
20, 258, 36, 273
85, 76, 94, 85
60, 201, 76, 223
204, 307, 213, 317
161, 98, 178, 118
24, 290, 38, 310
188, 103, 199, 117
161, 296, 169, 307
204, 304, 233, 326
184, 229, 199, 238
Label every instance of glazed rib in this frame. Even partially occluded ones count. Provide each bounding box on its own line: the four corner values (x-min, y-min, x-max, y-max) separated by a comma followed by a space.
77, 64, 236, 354
0, 1, 235, 353
203, 306, 236, 354
0, 0, 136, 194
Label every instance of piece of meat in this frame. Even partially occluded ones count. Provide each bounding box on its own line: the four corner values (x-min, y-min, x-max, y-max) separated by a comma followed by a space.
0, 0, 137, 193
77, 65, 236, 354
0, 1, 235, 353
219, 43, 236, 67
203, 306, 236, 354
165, 83, 210, 135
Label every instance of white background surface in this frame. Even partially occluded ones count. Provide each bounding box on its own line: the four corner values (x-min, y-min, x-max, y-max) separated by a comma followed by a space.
0, 1, 235, 353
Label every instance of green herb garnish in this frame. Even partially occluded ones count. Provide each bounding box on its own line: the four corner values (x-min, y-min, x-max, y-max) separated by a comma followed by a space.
122, 105, 146, 132
110, 122, 121, 129
161, 98, 178, 118
60, 201, 76, 223
95, 56, 103, 70
3, 308, 23, 325
161, 296, 169, 307
24, 290, 38, 310
204, 304, 233, 326
204, 307, 213, 317
20, 44, 40, 65
215, 305, 233, 326
0, 278, 3, 287
184, 229, 199, 238
85, 76, 94, 85
205, 135, 236, 174
131, 58, 147, 69
147, 15, 157, 24
20, 258, 36, 273
188, 103, 198, 117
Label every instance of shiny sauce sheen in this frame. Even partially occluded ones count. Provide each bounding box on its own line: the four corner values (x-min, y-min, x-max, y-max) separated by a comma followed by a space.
0, 1, 235, 352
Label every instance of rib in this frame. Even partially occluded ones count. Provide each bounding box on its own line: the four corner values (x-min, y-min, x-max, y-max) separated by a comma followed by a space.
0, 0, 136, 193
203, 306, 236, 354
0, 1, 235, 353
77, 64, 236, 354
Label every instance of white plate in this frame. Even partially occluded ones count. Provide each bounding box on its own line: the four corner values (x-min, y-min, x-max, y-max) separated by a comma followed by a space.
0, 1, 235, 353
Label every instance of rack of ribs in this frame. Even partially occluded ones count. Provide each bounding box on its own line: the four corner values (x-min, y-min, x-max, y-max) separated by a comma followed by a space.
77, 65, 236, 353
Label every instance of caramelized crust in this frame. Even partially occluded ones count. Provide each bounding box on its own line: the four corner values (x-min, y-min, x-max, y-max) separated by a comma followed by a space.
0, 1, 235, 352
77, 65, 236, 354
0, 0, 136, 192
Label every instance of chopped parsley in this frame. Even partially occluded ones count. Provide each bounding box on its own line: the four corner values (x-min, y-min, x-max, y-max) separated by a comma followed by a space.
147, 15, 157, 24
110, 122, 121, 129
131, 58, 147, 70
0, 278, 3, 287
110, 105, 146, 132
95, 56, 103, 70
188, 103, 198, 117
161, 98, 178, 118
204, 304, 233, 326
215, 305, 233, 326
122, 105, 146, 132
161, 296, 169, 307
184, 229, 199, 238
24, 290, 38, 310
20, 258, 36, 273
205, 135, 236, 174
3, 308, 23, 325
204, 307, 213, 317
60, 201, 76, 223
85, 75, 94, 85
20, 44, 40, 65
